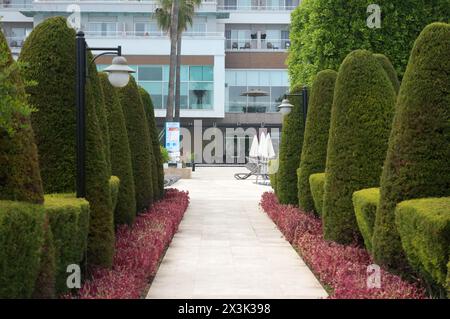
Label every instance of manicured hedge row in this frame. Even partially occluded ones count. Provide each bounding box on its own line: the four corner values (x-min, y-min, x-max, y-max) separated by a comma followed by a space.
0, 201, 45, 298
44, 194, 90, 294
395, 197, 450, 295
352, 188, 380, 253
309, 173, 325, 216
109, 176, 120, 212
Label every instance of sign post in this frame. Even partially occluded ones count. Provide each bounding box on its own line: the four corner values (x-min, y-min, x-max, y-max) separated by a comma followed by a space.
165, 122, 180, 163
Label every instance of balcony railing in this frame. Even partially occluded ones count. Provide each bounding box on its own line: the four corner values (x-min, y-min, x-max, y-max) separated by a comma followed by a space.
84, 30, 224, 39
225, 38, 290, 51
0, 0, 32, 9
218, 4, 297, 11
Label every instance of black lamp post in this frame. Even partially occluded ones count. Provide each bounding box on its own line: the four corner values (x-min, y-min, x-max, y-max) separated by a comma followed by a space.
75, 31, 135, 198
278, 85, 309, 127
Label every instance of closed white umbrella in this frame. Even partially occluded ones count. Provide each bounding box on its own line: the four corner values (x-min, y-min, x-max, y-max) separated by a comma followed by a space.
258, 132, 267, 158
249, 135, 259, 158
266, 133, 276, 159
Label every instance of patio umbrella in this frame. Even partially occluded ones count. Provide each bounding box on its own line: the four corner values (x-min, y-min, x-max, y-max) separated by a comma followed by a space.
241, 89, 269, 113
258, 132, 267, 158
266, 133, 276, 159
249, 135, 259, 158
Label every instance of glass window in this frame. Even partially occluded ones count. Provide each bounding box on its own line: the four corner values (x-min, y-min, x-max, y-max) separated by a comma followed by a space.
189, 82, 213, 109
247, 71, 259, 86
235, 71, 247, 86
181, 65, 189, 82
140, 82, 163, 109
227, 86, 247, 112
203, 66, 214, 81
248, 86, 270, 113
138, 66, 163, 81
226, 71, 236, 86
189, 66, 203, 81
270, 86, 289, 112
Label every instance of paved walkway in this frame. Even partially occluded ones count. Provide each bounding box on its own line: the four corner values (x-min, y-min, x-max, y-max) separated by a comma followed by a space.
146, 167, 327, 299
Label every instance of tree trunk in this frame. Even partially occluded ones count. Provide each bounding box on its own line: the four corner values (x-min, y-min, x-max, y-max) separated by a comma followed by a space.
166, 0, 179, 122
174, 31, 182, 121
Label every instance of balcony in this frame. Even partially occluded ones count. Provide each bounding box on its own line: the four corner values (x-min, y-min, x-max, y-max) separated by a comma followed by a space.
0, 0, 33, 9
225, 38, 289, 51
84, 30, 224, 40
217, 0, 299, 11
24, 0, 217, 14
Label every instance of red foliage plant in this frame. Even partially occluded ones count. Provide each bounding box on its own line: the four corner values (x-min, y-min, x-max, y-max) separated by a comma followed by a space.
68, 188, 189, 299
260, 192, 426, 299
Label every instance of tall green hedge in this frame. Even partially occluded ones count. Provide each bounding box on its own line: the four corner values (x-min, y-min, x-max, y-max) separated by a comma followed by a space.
99, 73, 136, 225
395, 197, 450, 296
322, 50, 396, 244
139, 87, 163, 200
374, 53, 400, 94
372, 23, 450, 270
297, 70, 337, 212
288, 0, 450, 86
117, 77, 154, 211
276, 86, 305, 205
0, 28, 44, 204
88, 55, 111, 175
19, 16, 76, 193
0, 201, 45, 298
20, 17, 114, 267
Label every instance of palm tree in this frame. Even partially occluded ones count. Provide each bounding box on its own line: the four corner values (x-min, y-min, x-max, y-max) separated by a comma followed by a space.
155, 0, 201, 122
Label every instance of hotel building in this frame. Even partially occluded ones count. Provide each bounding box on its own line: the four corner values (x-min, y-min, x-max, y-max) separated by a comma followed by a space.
1, 0, 298, 162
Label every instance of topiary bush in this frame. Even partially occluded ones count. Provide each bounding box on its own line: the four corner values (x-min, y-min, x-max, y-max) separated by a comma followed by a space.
276, 86, 305, 205
309, 173, 325, 216
0, 28, 44, 204
44, 194, 90, 294
20, 17, 114, 268
117, 77, 154, 212
373, 53, 400, 94
297, 70, 337, 212
19, 16, 76, 193
322, 49, 396, 244
269, 159, 278, 194
395, 197, 450, 297
109, 176, 120, 212
0, 201, 45, 298
372, 23, 450, 270
139, 87, 163, 200
352, 188, 380, 253
88, 55, 111, 175
99, 73, 136, 225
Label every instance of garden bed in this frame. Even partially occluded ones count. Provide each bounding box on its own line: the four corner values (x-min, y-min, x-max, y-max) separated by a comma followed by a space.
260, 192, 426, 299
67, 188, 189, 299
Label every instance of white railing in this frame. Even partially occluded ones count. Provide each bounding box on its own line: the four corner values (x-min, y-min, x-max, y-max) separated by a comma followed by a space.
217, 4, 296, 11
84, 30, 224, 39
225, 38, 290, 51
0, 0, 33, 9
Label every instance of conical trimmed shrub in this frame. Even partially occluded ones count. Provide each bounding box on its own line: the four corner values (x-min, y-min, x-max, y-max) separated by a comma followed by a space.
374, 53, 400, 94
100, 73, 136, 225
20, 17, 114, 267
139, 87, 163, 200
88, 55, 111, 175
18, 16, 76, 193
322, 49, 396, 244
372, 23, 450, 270
0, 29, 44, 204
276, 85, 306, 205
297, 70, 337, 212
117, 77, 154, 212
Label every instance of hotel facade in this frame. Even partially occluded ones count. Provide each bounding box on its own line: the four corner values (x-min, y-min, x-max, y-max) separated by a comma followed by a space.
1, 0, 298, 163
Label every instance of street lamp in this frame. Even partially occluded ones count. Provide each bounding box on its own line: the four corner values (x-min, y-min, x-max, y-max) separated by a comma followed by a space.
278, 98, 293, 116
76, 31, 134, 198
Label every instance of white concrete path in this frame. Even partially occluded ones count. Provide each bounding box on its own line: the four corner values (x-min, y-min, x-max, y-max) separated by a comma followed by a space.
146, 167, 327, 299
